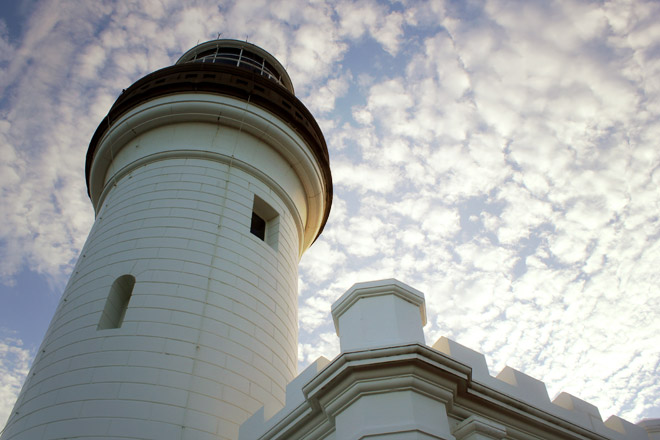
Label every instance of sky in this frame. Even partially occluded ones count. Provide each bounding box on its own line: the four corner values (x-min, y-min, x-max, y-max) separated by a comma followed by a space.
1, 0, 659, 429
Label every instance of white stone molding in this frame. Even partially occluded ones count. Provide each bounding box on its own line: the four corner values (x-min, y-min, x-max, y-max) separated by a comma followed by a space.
638, 418, 660, 440
240, 344, 467, 440
452, 415, 507, 440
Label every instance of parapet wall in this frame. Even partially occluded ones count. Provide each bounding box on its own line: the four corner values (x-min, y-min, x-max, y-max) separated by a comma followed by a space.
433, 336, 648, 440
240, 279, 653, 440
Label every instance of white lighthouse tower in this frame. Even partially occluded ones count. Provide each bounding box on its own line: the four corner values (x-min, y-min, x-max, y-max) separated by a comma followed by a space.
1, 39, 332, 440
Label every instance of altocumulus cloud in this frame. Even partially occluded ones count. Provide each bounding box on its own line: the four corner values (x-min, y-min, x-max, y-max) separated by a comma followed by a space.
0, 0, 659, 426
0, 331, 31, 427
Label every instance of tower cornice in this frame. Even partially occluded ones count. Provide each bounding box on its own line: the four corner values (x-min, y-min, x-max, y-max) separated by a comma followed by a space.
86, 61, 332, 240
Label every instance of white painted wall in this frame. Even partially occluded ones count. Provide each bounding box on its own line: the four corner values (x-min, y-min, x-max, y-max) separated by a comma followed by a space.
1, 94, 328, 440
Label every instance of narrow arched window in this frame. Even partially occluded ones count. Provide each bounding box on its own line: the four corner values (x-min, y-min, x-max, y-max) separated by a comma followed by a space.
98, 275, 135, 330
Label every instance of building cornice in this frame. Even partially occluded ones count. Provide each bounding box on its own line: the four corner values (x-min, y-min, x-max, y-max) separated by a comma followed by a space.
241, 344, 646, 440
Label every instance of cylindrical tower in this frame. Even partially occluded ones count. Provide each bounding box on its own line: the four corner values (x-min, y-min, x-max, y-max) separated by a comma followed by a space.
1, 40, 331, 440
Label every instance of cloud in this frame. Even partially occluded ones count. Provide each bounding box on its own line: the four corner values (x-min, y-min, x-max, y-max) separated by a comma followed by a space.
335, 0, 405, 55
298, 331, 339, 366
299, 0, 660, 422
332, 158, 401, 194
0, 20, 14, 68
2, 0, 659, 424
0, 332, 32, 427
302, 72, 351, 114
300, 240, 347, 284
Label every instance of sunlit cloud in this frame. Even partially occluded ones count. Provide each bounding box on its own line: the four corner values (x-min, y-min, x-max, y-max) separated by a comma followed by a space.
1, 0, 659, 426
0, 331, 31, 427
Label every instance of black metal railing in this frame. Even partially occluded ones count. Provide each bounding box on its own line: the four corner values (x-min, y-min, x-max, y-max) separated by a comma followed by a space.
190, 51, 283, 87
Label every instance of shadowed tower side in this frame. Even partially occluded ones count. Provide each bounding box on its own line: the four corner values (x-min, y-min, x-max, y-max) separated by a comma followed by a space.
1, 39, 332, 440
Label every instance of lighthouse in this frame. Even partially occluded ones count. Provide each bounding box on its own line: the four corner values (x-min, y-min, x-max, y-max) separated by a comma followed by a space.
1, 40, 332, 440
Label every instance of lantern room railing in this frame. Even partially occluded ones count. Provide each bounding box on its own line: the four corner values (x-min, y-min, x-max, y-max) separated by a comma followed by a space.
186, 47, 284, 88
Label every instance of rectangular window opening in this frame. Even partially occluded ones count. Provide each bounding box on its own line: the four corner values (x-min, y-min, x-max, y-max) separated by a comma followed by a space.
250, 212, 266, 241
250, 195, 280, 251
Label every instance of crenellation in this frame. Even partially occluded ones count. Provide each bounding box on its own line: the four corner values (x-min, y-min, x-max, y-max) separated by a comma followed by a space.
493, 365, 552, 409
432, 337, 492, 384
239, 279, 648, 440
552, 391, 605, 432
605, 416, 650, 440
